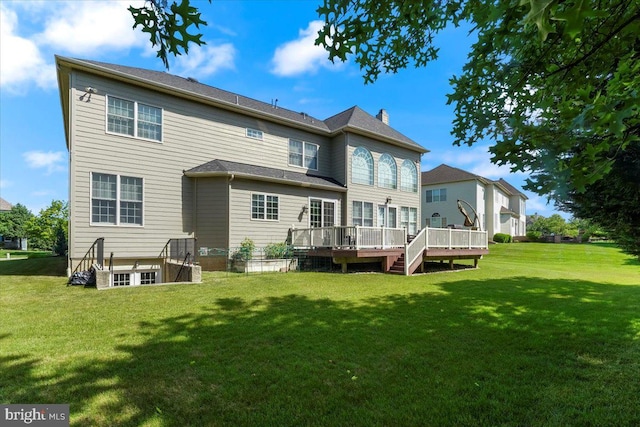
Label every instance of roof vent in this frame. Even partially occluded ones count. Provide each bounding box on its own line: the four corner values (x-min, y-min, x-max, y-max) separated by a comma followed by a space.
186, 77, 199, 83
376, 109, 389, 125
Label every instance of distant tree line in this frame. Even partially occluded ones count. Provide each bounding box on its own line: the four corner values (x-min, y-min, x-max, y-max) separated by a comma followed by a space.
527, 214, 607, 243
0, 200, 68, 255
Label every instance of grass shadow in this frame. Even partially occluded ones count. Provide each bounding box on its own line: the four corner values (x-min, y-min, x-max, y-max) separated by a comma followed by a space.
0, 256, 66, 276
2, 276, 640, 426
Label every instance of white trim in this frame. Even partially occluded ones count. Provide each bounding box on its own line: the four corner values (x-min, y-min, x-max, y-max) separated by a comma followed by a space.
105, 94, 163, 143
90, 172, 144, 227
245, 128, 263, 140
288, 139, 319, 171
250, 192, 280, 222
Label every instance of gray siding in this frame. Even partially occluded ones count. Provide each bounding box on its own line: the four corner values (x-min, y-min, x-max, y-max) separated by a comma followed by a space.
69, 71, 336, 262
228, 179, 342, 248
345, 133, 422, 226
194, 177, 229, 249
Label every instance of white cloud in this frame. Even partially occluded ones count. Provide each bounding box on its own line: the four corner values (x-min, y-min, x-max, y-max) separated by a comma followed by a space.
0, 1, 149, 93
0, 179, 13, 189
35, 1, 148, 55
271, 20, 339, 76
23, 151, 66, 174
0, 5, 55, 92
434, 144, 526, 180
172, 43, 236, 79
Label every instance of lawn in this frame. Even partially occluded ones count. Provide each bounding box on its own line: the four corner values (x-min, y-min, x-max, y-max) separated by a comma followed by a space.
1, 243, 639, 426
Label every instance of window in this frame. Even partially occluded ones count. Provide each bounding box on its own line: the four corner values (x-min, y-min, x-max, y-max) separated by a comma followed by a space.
310, 199, 336, 228
120, 176, 143, 225
378, 205, 397, 228
246, 128, 263, 140
352, 147, 374, 185
92, 173, 143, 226
113, 273, 131, 287
426, 213, 447, 228
289, 139, 318, 170
401, 207, 418, 234
400, 160, 418, 192
378, 153, 397, 189
425, 188, 447, 203
140, 272, 157, 285
353, 201, 374, 226
252, 193, 279, 221
107, 96, 162, 142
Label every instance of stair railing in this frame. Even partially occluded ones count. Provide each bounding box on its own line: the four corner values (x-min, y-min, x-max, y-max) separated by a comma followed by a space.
72, 238, 105, 275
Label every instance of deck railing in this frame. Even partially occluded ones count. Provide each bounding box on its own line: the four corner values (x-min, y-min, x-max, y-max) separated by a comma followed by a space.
291, 226, 407, 249
405, 227, 488, 275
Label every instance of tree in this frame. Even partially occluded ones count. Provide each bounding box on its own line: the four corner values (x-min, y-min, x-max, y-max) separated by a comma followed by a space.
128, 0, 210, 69
129, 1, 640, 255
560, 142, 640, 257
25, 200, 69, 254
0, 204, 33, 242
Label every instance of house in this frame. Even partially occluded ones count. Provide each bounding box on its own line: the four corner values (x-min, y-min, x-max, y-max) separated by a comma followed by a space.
56, 56, 431, 284
421, 164, 527, 239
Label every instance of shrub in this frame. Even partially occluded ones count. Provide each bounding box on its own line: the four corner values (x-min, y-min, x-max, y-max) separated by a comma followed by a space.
264, 242, 291, 259
526, 231, 543, 242
493, 233, 512, 243
232, 238, 255, 261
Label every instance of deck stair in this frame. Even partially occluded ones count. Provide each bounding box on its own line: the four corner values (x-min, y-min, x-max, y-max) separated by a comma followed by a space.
388, 253, 405, 274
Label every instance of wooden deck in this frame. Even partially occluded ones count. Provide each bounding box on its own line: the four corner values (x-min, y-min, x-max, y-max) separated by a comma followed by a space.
305, 247, 489, 274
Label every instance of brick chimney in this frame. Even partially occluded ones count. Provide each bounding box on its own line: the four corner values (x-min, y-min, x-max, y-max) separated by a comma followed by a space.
376, 109, 389, 125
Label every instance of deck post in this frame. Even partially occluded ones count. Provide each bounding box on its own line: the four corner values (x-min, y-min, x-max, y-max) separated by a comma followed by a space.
448, 228, 453, 250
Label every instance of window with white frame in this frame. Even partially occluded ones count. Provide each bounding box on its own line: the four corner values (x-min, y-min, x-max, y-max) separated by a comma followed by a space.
288, 139, 318, 170
112, 270, 160, 287
310, 199, 336, 228
352, 201, 374, 226
113, 273, 131, 286
246, 128, 263, 140
400, 160, 418, 192
425, 188, 447, 203
140, 271, 157, 284
107, 96, 162, 142
251, 193, 279, 221
378, 153, 397, 189
91, 173, 143, 226
400, 207, 418, 234
352, 147, 374, 185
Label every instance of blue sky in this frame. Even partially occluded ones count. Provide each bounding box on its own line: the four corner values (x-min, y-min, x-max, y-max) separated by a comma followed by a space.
0, 0, 564, 218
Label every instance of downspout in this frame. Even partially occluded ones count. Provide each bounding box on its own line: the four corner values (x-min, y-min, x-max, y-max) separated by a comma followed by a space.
66, 71, 74, 277
227, 174, 234, 248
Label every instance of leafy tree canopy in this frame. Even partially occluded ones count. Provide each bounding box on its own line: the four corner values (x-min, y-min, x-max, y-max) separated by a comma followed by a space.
25, 200, 69, 252
0, 204, 33, 240
129, 0, 210, 69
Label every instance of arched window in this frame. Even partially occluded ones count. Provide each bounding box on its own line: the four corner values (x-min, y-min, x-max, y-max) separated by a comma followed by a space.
400, 159, 417, 192
378, 153, 397, 189
352, 147, 374, 185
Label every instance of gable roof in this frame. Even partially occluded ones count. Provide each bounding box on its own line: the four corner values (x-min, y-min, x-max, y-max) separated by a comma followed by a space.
55, 56, 426, 153
421, 164, 487, 185
184, 159, 347, 192
0, 198, 13, 211
422, 164, 527, 199
496, 178, 528, 199
324, 106, 427, 152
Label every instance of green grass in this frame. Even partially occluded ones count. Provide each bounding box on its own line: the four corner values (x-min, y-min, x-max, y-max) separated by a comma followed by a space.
1, 243, 639, 426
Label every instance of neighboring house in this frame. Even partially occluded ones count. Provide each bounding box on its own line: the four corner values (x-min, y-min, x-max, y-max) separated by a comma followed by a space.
421, 164, 527, 239
56, 56, 427, 282
0, 198, 27, 250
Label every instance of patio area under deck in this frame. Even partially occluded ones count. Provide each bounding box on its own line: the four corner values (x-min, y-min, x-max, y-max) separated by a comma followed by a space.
291, 226, 489, 275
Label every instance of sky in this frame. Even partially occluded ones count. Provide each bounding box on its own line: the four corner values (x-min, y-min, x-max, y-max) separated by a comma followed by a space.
0, 0, 566, 218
